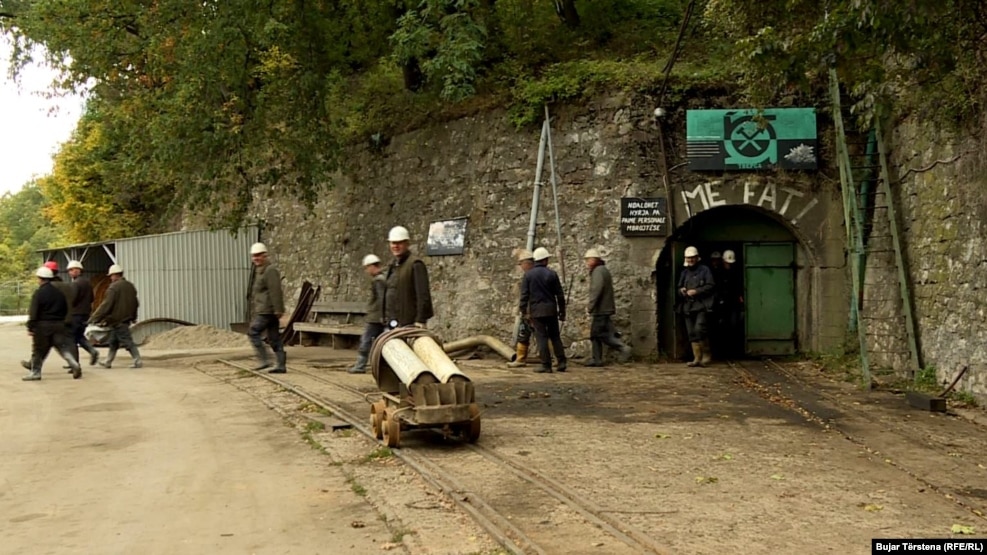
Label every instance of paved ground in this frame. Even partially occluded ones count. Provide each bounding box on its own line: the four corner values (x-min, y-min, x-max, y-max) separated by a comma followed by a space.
0, 322, 394, 555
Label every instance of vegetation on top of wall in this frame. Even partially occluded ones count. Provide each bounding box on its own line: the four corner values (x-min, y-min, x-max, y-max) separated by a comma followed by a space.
0, 0, 720, 234
703, 0, 987, 132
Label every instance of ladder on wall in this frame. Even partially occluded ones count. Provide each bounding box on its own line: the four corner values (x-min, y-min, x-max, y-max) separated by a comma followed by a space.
829, 68, 922, 386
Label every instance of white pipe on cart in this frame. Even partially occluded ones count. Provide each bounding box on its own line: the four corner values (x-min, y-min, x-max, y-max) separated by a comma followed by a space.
413, 336, 471, 383
381, 338, 439, 385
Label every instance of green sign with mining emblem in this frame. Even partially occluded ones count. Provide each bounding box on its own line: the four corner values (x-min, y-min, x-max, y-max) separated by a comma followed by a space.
686, 108, 818, 171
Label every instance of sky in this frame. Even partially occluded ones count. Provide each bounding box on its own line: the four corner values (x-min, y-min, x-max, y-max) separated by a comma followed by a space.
0, 39, 85, 196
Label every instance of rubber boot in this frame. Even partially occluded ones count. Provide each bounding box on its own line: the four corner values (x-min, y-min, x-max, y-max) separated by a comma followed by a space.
21, 359, 32, 370
252, 346, 271, 371
62, 350, 82, 379
348, 353, 368, 374
617, 344, 633, 364
88, 346, 100, 367
583, 340, 604, 367
99, 349, 117, 369
687, 342, 704, 367
126, 345, 143, 368
22, 369, 41, 381
507, 343, 528, 368
269, 351, 287, 374
701, 339, 713, 366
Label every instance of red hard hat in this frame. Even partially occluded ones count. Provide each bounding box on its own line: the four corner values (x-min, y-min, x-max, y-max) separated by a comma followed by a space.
44, 261, 58, 271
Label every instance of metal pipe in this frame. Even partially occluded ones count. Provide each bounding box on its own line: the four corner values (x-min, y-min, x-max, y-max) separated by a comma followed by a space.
514, 121, 550, 344
413, 336, 471, 383
544, 105, 566, 286
442, 335, 517, 361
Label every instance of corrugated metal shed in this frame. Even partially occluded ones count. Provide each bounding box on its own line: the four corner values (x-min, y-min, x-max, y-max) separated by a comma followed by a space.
39, 226, 260, 330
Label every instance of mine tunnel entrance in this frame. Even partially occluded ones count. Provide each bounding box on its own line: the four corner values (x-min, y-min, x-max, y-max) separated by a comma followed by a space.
655, 205, 803, 362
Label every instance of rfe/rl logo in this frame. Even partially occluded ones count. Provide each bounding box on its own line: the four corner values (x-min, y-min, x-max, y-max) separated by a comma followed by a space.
723, 113, 777, 168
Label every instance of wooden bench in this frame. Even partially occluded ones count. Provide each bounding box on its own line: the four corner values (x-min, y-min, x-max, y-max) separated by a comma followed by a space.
293, 301, 368, 349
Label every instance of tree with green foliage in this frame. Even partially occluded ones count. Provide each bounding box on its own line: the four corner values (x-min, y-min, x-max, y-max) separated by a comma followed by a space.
0, 182, 67, 313
703, 0, 987, 128
1, 0, 698, 233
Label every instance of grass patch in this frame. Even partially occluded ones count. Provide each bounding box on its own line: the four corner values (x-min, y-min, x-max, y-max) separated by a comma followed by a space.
390, 527, 415, 543
305, 420, 326, 433
350, 480, 367, 497
948, 390, 979, 408
365, 446, 393, 461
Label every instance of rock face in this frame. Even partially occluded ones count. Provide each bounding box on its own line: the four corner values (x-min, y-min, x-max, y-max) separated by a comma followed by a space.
253, 93, 849, 361
870, 119, 987, 402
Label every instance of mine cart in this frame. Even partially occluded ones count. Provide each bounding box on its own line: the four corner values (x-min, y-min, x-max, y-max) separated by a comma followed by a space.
368, 327, 481, 448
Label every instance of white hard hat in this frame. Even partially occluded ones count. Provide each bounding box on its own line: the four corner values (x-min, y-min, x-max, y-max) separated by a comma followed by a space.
108, 264, 124, 275
583, 248, 601, 259
684, 246, 699, 257
362, 254, 381, 266
36, 267, 54, 279
723, 250, 736, 263
533, 247, 551, 261
250, 242, 268, 255
388, 226, 410, 242
517, 249, 534, 262
67, 260, 84, 270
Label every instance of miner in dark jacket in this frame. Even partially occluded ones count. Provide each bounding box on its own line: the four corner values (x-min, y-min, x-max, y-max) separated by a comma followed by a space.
383, 226, 434, 329
582, 248, 632, 367
92, 264, 143, 369
21, 260, 76, 373
520, 247, 567, 373
247, 242, 287, 373
67, 260, 100, 367
677, 246, 716, 367
23, 266, 82, 381
350, 254, 388, 374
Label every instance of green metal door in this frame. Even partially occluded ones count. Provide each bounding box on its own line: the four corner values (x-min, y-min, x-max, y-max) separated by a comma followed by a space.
744, 243, 796, 355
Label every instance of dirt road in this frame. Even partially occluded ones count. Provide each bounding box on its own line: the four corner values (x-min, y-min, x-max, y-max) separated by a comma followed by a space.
0, 323, 394, 554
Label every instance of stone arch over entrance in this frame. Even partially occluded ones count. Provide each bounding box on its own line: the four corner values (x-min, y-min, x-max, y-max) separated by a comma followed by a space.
655, 204, 825, 361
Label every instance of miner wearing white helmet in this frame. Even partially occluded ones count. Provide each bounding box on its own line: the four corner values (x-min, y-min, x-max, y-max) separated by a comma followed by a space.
66, 260, 100, 368
582, 248, 632, 367
383, 226, 434, 329
92, 264, 143, 369
520, 246, 567, 373
507, 248, 537, 368
717, 249, 744, 357
22, 266, 83, 381
349, 254, 387, 374
246, 242, 287, 373
677, 246, 716, 367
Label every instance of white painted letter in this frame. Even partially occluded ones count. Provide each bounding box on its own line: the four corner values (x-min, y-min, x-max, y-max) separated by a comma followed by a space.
791, 197, 820, 225
757, 184, 777, 211
778, 187, 805, 216
705, 182, 727, 207
680, 184, 709, 212
743, 181, 756, 204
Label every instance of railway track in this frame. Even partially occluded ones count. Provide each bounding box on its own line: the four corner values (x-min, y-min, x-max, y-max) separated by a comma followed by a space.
729, 358, 987, 522
200, 359, 669, 555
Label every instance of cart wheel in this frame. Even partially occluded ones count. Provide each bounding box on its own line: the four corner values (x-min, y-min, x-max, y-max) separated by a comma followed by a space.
383, 409, 401, 448
370, 401, 385, 440
466, 403, 481, 443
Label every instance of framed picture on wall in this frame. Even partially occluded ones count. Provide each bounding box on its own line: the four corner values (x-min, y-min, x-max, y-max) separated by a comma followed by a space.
426, 218, 469, 256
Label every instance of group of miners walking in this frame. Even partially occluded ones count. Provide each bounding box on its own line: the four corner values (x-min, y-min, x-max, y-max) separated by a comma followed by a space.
676, 246, 744, 367
22, 261, 142, 381
243, 229, 746, 376
247, 225, 434, 376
